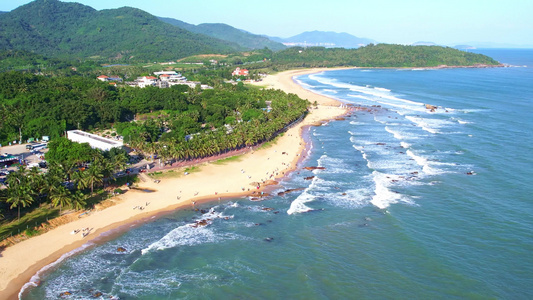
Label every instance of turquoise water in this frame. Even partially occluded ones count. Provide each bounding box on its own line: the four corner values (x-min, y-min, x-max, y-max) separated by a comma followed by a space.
23, 49, 533, 299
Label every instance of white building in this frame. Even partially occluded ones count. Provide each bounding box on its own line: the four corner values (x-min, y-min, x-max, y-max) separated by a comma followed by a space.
154, 71, 178, 76
67, 130, 123, 151
137, 76, 158, 88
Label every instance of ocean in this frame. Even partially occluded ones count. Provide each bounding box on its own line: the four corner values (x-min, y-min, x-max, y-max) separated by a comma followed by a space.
22, 49, 533, 299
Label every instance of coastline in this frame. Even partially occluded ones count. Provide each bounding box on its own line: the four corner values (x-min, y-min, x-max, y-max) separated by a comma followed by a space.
0, 67, 349, 299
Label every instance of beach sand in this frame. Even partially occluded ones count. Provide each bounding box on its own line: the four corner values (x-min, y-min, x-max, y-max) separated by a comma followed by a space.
0, 68, 348, 299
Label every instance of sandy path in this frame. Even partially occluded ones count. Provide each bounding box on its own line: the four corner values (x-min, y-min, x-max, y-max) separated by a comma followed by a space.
0, 67, 349, 298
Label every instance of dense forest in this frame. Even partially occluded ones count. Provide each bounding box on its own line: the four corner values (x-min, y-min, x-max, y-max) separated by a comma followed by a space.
267, 44, 501, 69
159, 18, 287, 51
0, 71, 307, 145
0, 0, 241, 61
0, 70, 309, 233
0, 137, 130, 241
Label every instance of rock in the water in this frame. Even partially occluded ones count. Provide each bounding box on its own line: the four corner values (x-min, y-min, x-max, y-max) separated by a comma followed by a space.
303, 166, 326, 170
192, 219, 209, 227
277, 187, 305, 196
304, 176, 315, 180
117, 247, 127, 252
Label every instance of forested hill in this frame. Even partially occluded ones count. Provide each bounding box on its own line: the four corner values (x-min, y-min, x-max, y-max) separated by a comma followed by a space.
271, 44, 501, 68
159, 17, 286, 51
0, 0, 242, 61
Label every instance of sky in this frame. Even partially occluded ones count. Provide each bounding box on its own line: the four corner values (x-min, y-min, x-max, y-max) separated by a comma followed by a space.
2, 0, 533, 47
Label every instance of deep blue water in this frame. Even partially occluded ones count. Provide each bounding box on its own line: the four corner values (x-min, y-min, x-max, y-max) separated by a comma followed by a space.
23, 49, 533, 299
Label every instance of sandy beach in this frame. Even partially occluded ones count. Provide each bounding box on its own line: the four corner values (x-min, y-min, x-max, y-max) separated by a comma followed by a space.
0, 68, 349, 299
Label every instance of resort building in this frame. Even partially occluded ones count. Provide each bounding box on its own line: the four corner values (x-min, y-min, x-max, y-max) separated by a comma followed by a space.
97, 75, 123, 82
137, 76, 158, 88
232, 67, 249, 77
66, 130, 123, 151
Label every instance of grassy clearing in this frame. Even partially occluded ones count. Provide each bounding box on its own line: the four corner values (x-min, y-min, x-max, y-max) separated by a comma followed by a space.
257, 133, 283, 150
0, 206, 59, 242
245, 84, 267, 90
148, 166, 202, 179
212, 155, 243, 165
148, 169, 182, 179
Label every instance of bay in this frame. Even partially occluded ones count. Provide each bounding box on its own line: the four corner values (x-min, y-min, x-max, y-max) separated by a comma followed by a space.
23, 49, 533, 299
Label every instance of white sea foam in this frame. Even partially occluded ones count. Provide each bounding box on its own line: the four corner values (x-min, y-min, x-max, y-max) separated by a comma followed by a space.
400, 142, 411, 149
141, 225, 218, 254
141, 209, 234, 254
326, 188, 371, 209
347, 94, 374, 101
374, 87, 391, 92
405, 116, 439, 134
287, 191, 315, 215
294, 78, 316, 89
406, 150, 443, 175
19, 242, 96, 299
385, 126, 407, 140
352, 144, 364, 152
370, 171, 413, 209
323, 89, 338, 94
459, 108, 486, 113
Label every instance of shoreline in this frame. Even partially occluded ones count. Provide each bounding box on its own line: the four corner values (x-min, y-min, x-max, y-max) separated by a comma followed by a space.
0, 67, 349, 299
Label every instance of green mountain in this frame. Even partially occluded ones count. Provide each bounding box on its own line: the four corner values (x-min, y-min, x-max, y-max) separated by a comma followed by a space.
0, 0, 242, 61
159, 17, 286, 51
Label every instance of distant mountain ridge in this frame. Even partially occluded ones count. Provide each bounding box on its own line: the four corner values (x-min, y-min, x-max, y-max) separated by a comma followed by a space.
412, 41, 438, 46
272, 31, 376, 48
0, 0, 242, 61
159, 17, 286, 51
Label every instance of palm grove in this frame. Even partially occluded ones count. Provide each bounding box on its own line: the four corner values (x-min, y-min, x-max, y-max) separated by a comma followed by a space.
0, 71, 309, 234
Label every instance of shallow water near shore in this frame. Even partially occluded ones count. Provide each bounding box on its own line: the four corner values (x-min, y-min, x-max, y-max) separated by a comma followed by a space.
23, 49, 533, 299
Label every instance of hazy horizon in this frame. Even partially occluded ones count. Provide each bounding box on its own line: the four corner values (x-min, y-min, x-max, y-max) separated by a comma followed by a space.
2, 0, 533, 48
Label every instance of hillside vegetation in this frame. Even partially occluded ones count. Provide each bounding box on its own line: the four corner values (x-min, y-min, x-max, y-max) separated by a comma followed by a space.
159, 17, 286, 51
268, 44, 500, 69
0, 0, 241, 61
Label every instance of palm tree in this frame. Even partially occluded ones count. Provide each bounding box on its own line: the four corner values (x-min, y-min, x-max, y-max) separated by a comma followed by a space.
27, 166, 46, 204
111, 153, 128, 173
72, 169, 88, 191
5, 165, 34, 220
50, 185, 72, 215
83, 164, 104, 196
6, 187, 33, 220
71, 190, 86, 211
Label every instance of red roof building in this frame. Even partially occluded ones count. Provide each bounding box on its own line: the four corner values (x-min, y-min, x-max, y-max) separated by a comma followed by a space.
232, 67, 249, 77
